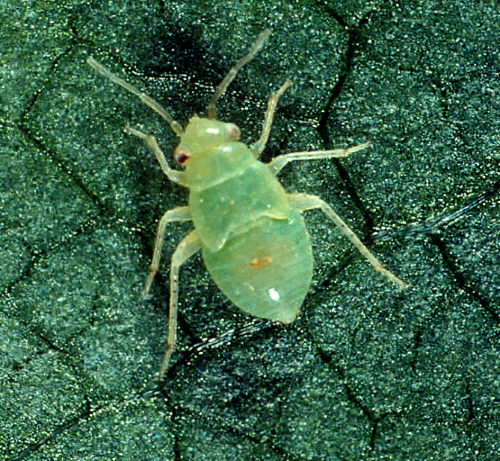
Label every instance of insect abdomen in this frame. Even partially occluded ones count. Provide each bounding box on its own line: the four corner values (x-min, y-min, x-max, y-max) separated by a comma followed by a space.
202, 208, 313, 324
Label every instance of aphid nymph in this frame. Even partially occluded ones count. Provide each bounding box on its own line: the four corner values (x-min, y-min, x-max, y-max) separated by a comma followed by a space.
88, 30, 408, 379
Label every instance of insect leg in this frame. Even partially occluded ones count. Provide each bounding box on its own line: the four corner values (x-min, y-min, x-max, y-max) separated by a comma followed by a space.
125, 126, 188, 187
250, 79, 292, 158
159, 229, 202, 380
266, 142, 371, 175
288, 193, 409, 288
143, 206, 193, 297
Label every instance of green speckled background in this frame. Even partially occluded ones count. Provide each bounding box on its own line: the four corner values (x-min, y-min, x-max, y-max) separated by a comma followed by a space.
1, 1, 499, 460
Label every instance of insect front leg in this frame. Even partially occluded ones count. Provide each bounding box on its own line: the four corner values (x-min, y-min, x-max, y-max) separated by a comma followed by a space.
288, 193, 409, 289
250, 79, 292, 158
266, 142, 372, 176
125, 126, 188, 187
159, 229, 202, 380
143, 206, 192, 297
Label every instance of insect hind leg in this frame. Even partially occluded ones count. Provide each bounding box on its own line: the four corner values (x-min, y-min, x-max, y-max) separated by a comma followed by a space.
143, 206, 193, 298
159, 230, 202, 380
288, 193, 409, 289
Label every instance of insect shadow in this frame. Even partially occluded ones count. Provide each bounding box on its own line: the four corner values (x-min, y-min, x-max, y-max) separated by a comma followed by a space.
88, 30, 408, 380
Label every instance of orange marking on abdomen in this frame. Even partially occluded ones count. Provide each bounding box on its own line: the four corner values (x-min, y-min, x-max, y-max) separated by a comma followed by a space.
250, 255, 272, 269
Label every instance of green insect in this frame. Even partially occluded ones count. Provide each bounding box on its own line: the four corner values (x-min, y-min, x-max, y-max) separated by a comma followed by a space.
88, 30, 407, 379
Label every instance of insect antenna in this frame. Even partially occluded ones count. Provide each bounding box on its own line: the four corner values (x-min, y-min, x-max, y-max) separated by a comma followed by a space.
206, 29, 271, 119
87, 57, 184, 136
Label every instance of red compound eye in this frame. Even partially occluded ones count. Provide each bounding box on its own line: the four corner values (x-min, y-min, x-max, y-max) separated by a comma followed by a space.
174, 147, 190, 165
227, 123, 240, 140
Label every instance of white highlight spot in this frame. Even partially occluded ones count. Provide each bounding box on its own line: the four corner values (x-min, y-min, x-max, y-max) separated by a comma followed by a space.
207, 128, 220, 134
269, 288, 280, 301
